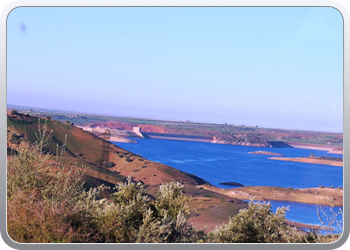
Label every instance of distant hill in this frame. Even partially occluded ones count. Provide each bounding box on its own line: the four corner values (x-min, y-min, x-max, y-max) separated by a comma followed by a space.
8, 105, 343, 148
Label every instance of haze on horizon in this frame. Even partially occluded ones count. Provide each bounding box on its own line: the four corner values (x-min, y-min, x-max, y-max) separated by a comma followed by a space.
7, 7, 343, 133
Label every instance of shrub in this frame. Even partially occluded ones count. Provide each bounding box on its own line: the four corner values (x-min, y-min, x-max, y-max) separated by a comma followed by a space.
207, 200, 312, 243
96, 177, 202, 243
316, 198, 343, 243
107, 162, 115, 168
9, 133, 21, 145
125, 157, 133, 162
97, 177, 149, 243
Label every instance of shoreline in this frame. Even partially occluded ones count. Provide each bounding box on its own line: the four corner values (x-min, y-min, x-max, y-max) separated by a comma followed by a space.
109, 136, 137, 143
284, 142, 343, 155
146, 134, 214, 143
269, 157, 343, 167
115, 132, 343, 153
198, 185, 343, 207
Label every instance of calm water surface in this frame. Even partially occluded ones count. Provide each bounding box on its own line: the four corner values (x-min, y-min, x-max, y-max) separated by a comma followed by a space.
112, 138, 343, 228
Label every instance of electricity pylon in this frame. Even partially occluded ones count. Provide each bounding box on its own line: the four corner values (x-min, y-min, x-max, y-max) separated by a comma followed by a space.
98, 128, 111, 181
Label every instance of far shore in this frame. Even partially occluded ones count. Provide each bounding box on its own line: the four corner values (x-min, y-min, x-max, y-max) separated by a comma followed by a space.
89, 127, 343, 154
145, 134, 213, 143
115, 133, 344, 154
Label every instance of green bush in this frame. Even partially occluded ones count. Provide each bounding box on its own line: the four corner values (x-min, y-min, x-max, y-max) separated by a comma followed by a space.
9, 133, 21, 145
125, 157, 133, 162
96, 177, 201, 243
207, 201, 314, 243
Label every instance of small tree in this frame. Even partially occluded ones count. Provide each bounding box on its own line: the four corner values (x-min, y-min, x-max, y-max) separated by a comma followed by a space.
316, 197, 343, 243
11, 110, 18, 115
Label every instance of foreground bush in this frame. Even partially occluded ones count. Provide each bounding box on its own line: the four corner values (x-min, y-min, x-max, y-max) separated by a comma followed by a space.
96, 177, 202, 243
207, 201, 317, 243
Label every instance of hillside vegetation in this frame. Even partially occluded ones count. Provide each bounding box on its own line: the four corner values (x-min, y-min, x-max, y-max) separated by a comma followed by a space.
7, 112, 249, 230
7, 137, 338, 243
7, 111, 206, 186
6, 111, 342, 243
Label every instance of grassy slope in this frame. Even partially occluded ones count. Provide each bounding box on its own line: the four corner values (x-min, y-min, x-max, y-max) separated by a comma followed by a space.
7, 112, 209, 185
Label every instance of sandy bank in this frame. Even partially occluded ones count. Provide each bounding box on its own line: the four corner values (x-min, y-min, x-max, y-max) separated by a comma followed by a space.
285, 142, 343, 155
285, 220, 329, 230
248, 151, 284, 156
198, 185, 343, 207
269, 157, 343, 167
109, 136, 137, 143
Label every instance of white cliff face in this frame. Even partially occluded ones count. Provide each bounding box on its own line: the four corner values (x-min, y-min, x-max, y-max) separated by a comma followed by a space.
132, 127, 145, 138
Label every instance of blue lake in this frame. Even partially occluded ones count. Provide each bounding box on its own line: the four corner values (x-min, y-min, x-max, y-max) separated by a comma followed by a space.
112, 138, 343, 230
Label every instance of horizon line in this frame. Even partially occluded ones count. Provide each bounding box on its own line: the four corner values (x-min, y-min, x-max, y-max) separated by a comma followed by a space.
7, 103, 343, 134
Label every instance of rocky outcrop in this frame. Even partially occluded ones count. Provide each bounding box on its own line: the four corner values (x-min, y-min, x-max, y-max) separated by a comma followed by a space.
87, 122, 134, 131
213, 133, 272, 148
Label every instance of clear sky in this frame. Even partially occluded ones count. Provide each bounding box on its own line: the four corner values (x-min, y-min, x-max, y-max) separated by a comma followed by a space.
7, 7, 343, 132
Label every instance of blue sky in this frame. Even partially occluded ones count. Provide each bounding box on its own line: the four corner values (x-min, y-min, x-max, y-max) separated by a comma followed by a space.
7, 7, 343, 132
